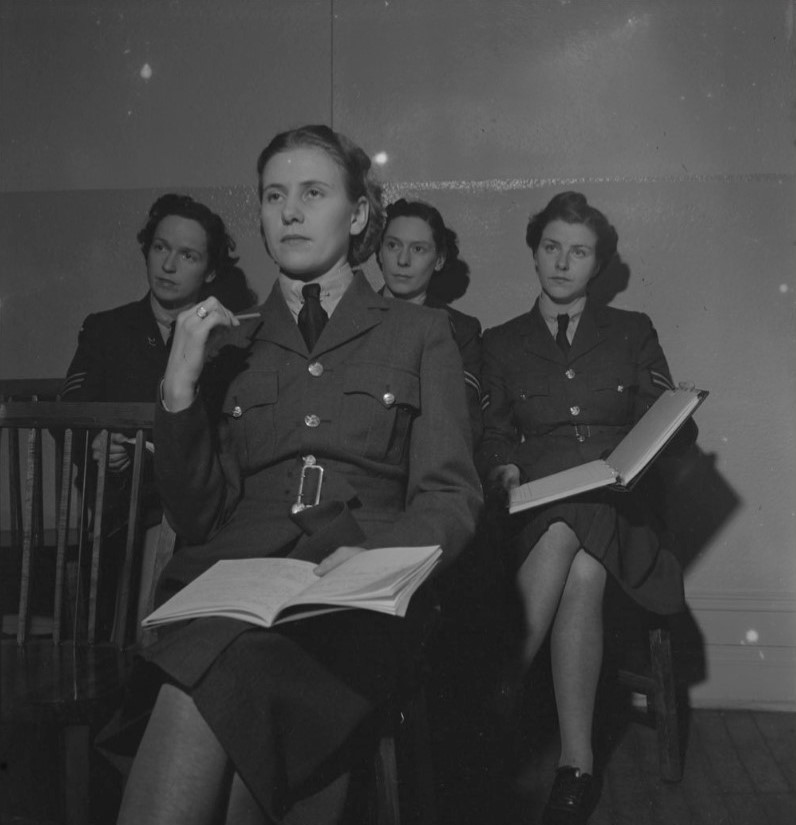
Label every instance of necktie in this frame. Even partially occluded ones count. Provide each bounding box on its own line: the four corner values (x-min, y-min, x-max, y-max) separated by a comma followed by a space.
555, 314, 570, 355
298, 283, 328, 351
166, 321, 176, 352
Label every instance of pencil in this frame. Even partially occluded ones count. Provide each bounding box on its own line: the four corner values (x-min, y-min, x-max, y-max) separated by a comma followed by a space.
234, 312, 261, 321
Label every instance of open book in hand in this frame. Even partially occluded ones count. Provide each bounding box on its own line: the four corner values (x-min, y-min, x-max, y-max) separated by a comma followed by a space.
508, 386, 708, 515
141, 544, 442, 630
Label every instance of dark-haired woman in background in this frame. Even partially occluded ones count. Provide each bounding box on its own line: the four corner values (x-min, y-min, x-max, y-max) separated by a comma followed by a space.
61, 194, 255, 629
478, 192, 689, 825
62, 192, 254, 416
378, 198, 483, 444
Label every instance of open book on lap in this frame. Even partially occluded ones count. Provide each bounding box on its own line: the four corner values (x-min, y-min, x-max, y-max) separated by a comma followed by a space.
142, 545, 442, 630
508, 386, 708, 515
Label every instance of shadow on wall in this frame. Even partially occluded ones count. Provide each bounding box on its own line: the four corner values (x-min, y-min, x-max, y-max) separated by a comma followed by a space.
589, 252, 741, 694
659, 443, 741, 687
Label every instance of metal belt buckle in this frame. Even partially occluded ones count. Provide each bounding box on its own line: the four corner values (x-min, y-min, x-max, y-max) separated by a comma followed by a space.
290, 455, 324, 514
574, 424, 591, 443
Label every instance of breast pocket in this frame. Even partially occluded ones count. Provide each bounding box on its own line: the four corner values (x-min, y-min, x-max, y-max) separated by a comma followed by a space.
587, 366, 638, 422
341, 363, 420, 464
509, 375, 556, 431
221, 370, 279, 463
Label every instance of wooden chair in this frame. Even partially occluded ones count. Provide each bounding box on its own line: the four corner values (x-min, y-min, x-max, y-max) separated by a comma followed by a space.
373, 685, 437, 825
0, 378, 64, 566
614, 615, 683, 782
0, 401, 174, 825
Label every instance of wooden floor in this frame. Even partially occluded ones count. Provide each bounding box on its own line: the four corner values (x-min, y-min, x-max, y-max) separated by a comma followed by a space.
512, 709, 795, 825
426, 692, 796, 825
1, 699, 794, 825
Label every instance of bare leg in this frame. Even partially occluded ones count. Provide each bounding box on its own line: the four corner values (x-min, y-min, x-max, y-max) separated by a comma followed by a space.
550, 549, 606, 773
117, 683, 231, 825
282, 773, 350, 825
224, 773, 271, 825
515, 521, 582, 668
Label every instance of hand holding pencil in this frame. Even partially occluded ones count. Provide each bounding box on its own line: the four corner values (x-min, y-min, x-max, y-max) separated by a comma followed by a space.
163, 298, 260, 412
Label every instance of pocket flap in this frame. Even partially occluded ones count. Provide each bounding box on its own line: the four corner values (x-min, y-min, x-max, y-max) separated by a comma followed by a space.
222, 370, 279, 414
511, 375, 550, 400
343, 363, 420, 408
587, 367, 637, 392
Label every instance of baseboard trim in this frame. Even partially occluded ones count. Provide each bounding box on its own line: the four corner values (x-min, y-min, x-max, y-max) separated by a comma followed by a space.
684, 588, 796, 711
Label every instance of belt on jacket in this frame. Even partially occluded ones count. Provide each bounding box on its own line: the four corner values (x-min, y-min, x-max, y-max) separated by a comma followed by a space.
539, 423, 628, 443
286, 454, 405, 564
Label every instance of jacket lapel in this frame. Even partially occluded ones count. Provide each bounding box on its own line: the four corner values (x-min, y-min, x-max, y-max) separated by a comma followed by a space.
309, 271, 387, 356
250, 271, 387, 357
520, 302, 566, 364
568, 301, 606, 361
135, 295, 169, 362
251, 281, 306, 355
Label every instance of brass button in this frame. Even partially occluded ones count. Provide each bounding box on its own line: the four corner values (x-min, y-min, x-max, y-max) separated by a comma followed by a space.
570, 405, 581, 416
565, 369, 576, 380
304, 414, 320, 428
617, 384, 625, 393
382, 392, 395, 407
304, 454, 316, 465
576, 433, 586, 443
232, 405, 242, 418
308, 361, 324, 377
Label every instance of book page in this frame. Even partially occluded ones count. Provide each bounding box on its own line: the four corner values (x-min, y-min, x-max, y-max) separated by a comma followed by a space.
606, 388, 705, 485
286, 545, 441, 615
142, 557, 318, 628
509, 460, 618, 514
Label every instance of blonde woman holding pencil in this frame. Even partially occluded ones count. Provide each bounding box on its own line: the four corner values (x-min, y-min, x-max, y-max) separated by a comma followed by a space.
102, 124, 481, 825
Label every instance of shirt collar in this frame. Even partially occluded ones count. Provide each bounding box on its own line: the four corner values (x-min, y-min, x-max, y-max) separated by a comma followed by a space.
278, 262, 355, 320
149, 293, 181, 342
538, 292, 587, 326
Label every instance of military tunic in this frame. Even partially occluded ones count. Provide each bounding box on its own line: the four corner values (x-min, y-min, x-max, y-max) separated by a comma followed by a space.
105, 272, 482, 822
477, 299, 685, 614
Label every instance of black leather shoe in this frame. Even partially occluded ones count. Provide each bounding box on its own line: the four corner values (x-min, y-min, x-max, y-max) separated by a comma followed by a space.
541, 766, 600, 825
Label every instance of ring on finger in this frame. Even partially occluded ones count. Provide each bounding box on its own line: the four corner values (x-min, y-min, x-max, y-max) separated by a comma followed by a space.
196, 305, 209, 319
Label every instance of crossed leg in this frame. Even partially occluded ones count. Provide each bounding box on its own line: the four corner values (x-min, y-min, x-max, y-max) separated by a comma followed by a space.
515, 521, 607, 773
117, 682, 267, 825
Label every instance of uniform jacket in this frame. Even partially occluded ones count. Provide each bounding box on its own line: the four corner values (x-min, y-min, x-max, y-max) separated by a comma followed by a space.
424, 294, 483, 445
61, 295, 169, 403
60, 295, 167, 525
156, 271, 483, 588
477, 299, 679, 482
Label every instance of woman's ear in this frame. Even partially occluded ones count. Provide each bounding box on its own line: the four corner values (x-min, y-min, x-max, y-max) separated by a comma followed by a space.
434, 254, 446, 272
350, 196, 369, 237
204, 269, 216, 284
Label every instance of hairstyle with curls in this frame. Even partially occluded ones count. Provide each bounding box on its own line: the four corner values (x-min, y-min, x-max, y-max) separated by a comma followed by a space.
379, 198, 469, 302
525, 191, 619, 270
137, 193, 240, 274
256, 124, 385, 266
138, 194, 255, 312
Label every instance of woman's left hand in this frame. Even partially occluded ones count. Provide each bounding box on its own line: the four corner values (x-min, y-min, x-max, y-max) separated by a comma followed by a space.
313, 546, 365, 576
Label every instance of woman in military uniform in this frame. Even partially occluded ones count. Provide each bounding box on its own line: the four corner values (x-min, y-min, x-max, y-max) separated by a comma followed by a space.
377, 198, 483, 444
61, 195, 253, 633
478, 191, 687, 825
61, 193, 253, 447
111, 126, 482, 825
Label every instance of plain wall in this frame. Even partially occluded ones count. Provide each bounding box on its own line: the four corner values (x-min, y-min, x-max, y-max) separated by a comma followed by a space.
1, 0, 794, 708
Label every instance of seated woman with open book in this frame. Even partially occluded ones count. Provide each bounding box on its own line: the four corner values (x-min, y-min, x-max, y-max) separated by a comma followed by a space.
109, 125, 482, 825
477, 191, 693, 825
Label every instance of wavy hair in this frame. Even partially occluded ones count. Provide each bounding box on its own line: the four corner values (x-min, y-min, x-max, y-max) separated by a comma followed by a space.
525, 191, 618, 270
256, 125, 384, 266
